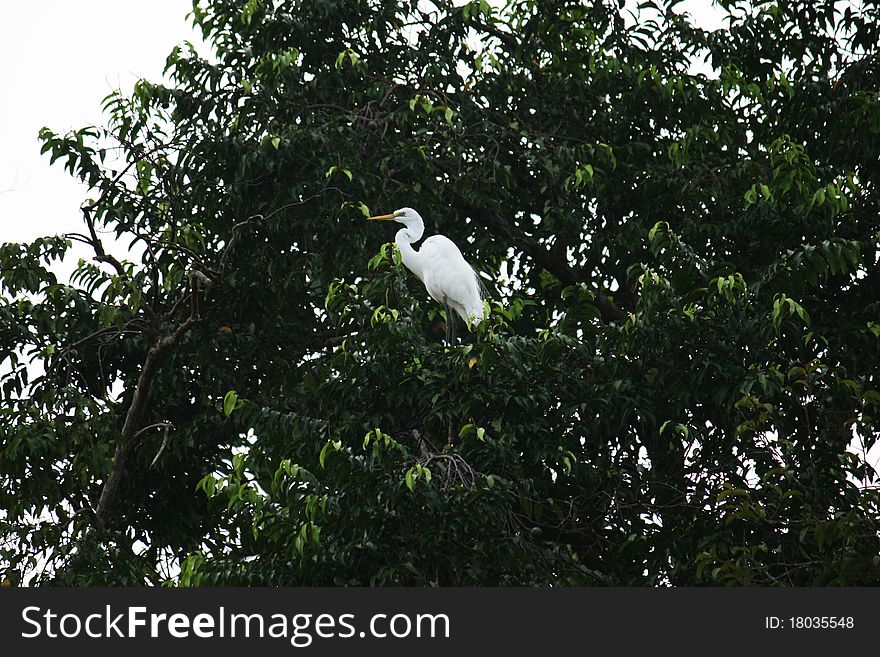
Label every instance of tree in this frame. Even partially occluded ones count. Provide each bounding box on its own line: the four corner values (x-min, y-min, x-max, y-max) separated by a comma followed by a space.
2, 0, 879, 586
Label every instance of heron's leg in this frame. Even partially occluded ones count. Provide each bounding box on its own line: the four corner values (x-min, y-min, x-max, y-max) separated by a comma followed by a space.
444, 304, 456, 345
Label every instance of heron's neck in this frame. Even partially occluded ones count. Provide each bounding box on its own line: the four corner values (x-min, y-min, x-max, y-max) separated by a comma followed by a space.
395, 222, 425, 280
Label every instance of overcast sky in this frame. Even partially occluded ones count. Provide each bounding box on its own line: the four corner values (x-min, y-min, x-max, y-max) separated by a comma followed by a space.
0, 1, 205, 247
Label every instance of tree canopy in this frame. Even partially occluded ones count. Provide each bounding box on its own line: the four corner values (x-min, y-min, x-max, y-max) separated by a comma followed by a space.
2, 0, 880, 585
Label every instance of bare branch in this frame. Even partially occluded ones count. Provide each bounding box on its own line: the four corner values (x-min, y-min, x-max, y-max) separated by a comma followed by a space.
133, 422, 175, 442
149, 425, 173, 469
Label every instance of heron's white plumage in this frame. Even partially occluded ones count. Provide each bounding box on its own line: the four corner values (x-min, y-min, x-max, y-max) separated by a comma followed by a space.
368, 207, 484, 330
419, 235, 484, 324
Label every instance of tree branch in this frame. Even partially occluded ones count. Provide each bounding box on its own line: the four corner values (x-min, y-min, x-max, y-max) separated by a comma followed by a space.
470, 18, 518, 53
92, 316, 197, 533
86, 190, 339, 539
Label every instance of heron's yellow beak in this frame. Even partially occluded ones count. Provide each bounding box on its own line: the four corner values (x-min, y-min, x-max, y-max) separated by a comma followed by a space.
367, 211, 402, 221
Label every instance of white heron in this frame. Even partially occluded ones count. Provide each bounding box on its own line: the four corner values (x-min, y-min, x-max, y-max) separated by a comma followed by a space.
367, 207, 485, 344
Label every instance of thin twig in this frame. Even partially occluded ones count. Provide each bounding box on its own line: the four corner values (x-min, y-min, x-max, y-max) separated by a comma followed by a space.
150, 425, 173, 469
133, 422, 175, 441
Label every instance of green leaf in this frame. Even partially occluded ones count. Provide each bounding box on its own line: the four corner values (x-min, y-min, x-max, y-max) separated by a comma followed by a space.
223, 390, 238, 417
319, 441, 332, 468
136, 160, 153, 195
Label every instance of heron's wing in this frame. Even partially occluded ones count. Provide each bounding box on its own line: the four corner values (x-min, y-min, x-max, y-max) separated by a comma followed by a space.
420, 236, 485, 323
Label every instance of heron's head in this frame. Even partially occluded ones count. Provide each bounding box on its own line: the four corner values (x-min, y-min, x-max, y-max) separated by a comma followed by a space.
367, 207, 422, 227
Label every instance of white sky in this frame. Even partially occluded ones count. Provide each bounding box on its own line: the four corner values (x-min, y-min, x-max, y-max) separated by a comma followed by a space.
0, 1, 206, 247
